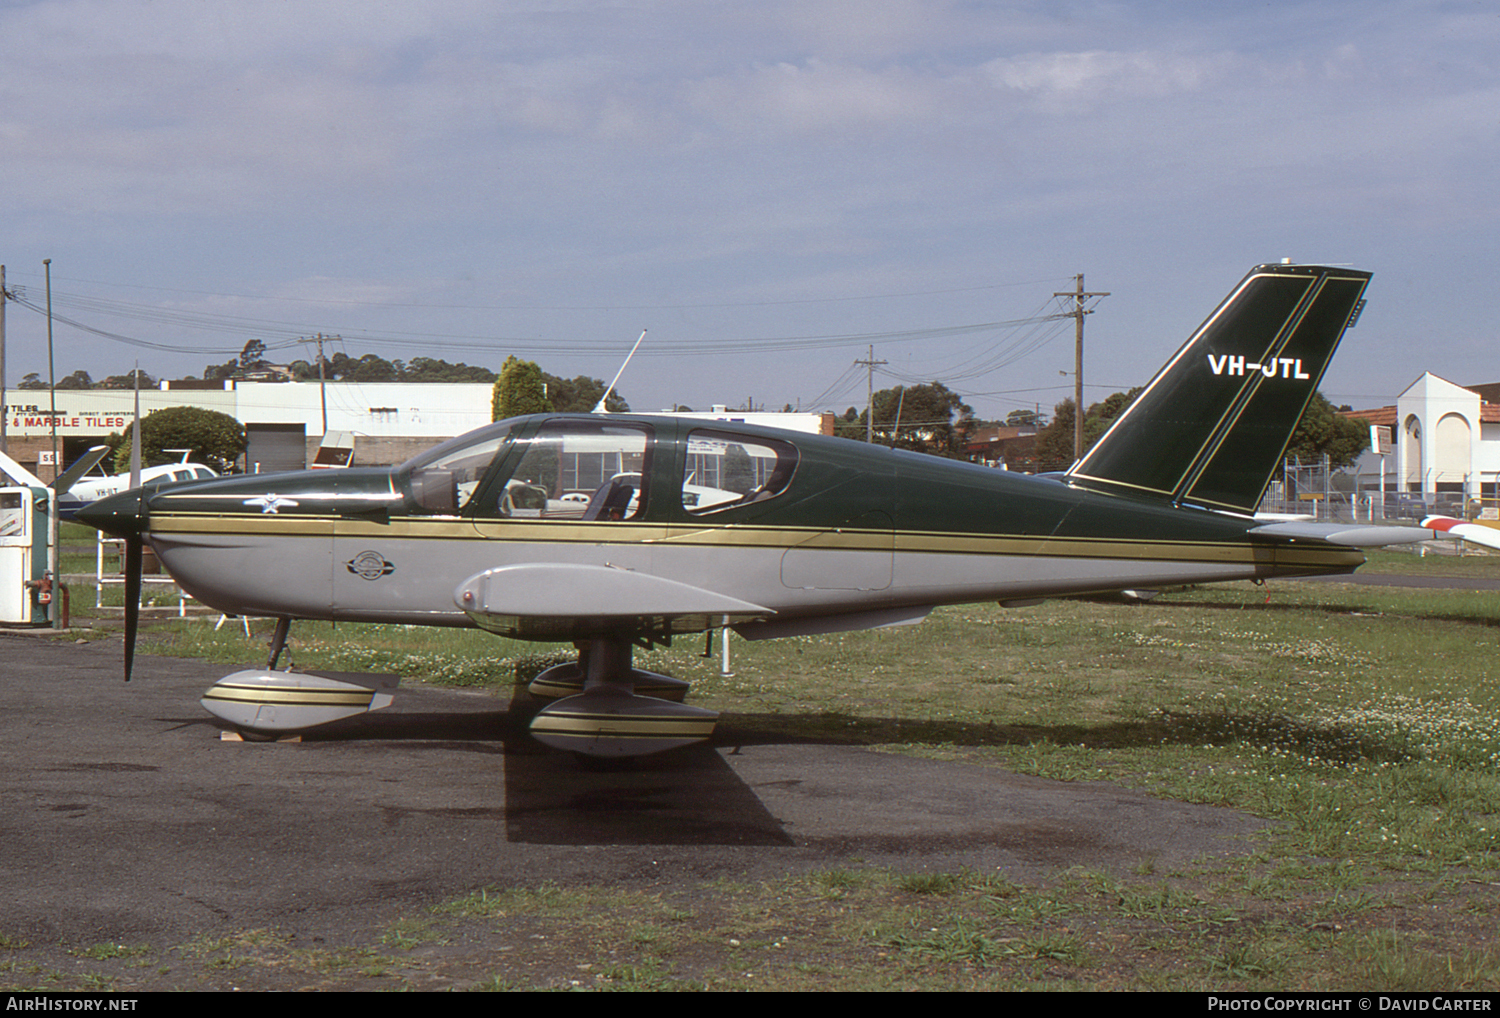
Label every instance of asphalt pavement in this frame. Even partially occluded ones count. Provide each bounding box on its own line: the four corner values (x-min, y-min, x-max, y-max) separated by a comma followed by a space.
0, 632, 1271, 951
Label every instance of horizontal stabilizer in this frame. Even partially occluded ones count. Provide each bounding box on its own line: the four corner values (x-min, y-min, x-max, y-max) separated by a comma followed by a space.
1249, 522, 1430, 547
455, 564, 771, 619
1423, 515, 1500, 552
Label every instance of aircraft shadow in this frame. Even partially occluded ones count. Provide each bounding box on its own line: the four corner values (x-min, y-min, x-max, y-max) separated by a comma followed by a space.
713, 706, 1414, 766
232, 681, 1412, 847
269, 697, 795, 847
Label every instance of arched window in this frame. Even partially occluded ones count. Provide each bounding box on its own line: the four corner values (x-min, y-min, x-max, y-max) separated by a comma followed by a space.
1403, 414, 1423, 493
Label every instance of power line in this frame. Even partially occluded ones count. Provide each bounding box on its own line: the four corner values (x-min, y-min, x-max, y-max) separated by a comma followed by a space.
13, 271, 1075, 312
9, 286, 1069, 359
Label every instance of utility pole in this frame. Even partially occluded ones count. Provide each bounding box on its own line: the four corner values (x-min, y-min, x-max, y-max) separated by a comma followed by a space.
1054, 274, 1109, 462
44, 259, 57, 481
42, 259, 58, 628
854, 345, 887, 443
314, 333, 328, 436
1, 264, 7, 455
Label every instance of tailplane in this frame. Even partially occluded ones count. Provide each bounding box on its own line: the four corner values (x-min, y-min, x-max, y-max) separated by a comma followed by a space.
1067, 263, 1370, 514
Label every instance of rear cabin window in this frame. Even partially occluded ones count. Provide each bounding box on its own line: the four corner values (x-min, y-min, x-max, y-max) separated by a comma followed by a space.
681, 430, 798, 514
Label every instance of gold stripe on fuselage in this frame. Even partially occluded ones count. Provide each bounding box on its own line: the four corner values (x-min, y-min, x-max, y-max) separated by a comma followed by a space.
146, 511, 1359, 571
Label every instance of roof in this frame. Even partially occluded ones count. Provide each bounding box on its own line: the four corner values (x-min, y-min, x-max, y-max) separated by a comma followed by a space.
1340, 401, 1500, 427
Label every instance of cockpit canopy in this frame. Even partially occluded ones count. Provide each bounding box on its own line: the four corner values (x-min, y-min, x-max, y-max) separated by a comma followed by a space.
398, 417, 799, 521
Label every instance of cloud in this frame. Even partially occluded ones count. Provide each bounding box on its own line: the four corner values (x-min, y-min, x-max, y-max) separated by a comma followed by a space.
685, 59, 943, 135
982, 48, 1233, 108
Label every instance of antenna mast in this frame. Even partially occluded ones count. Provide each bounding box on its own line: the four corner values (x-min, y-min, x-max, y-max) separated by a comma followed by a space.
593, 329, 647, 413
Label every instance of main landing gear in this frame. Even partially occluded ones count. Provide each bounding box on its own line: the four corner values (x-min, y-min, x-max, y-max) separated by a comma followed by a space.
526, 638, 718, 758
197, 623, 713, 758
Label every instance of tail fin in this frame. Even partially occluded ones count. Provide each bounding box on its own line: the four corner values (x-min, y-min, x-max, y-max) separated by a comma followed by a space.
1067, 263, 1370, 514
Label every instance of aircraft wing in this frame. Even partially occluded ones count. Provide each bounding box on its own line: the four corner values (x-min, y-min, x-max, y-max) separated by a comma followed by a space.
454, 563, 773, 641
1248, 521, 1430, 547
1422, 516, 1500, 552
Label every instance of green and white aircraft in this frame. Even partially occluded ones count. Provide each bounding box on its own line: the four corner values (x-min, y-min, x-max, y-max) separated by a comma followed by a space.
79, 262, 1416, 757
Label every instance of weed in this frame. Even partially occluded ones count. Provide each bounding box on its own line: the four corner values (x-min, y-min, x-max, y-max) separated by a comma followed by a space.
899, 872, 961, 896
1343, 932, 1500, 991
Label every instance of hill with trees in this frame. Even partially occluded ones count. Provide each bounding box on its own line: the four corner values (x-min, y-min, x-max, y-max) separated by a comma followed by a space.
25, 339, 631, 412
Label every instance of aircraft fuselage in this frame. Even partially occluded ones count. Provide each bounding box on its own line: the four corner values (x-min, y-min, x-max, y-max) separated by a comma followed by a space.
110, 414, 1360, 642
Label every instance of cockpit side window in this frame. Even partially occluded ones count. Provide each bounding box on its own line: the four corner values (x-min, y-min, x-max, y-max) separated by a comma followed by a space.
478, 420, 653, 521
682, 430, 798, 514
402, 423, 513, 516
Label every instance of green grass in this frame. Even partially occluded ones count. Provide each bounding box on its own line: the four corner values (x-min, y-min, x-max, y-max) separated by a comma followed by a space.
129, 579, 1500, 886
15, 571, 1500, 990
1359, 545, 1500, 577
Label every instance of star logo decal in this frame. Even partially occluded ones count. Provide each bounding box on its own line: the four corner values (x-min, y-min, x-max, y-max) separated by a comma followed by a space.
243, 494, 300, 514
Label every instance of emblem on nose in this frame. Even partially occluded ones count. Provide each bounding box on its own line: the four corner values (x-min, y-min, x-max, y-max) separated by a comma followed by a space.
346, 551, 395, 580
244, 494, 300, 514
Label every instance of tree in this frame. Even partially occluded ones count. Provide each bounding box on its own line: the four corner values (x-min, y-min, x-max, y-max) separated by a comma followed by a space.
286, 359, 318, 381
1285, 392, 1369, 470
861, 382, 974, 456
18, 373, 47, 390
239, 339, 269, 372
56, 370, 94, 390
113, 406, 247, 473
1006, 408, 1045, 429
349, 353, 398, 382
403, 357, 497, 383
833, 406, 864, 442
1034, 400, 1078, 471
202, 357, 239, 381
722, 443, 757, 494
100, 369, 156, 390
1034, 387, 1144, 472
492, 356, 554, 421
541, 373, 629, 413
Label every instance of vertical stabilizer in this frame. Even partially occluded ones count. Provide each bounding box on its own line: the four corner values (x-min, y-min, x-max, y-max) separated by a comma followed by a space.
1067, 263, 1370, 514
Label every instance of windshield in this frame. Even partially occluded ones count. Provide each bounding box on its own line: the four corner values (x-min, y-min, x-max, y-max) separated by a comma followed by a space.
400, 422, 514, 515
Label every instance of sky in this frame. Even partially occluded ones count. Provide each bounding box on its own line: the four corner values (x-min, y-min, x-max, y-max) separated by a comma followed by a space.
2, 0, 1497, 423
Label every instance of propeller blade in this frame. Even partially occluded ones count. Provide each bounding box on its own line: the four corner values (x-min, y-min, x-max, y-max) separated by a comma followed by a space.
124, 535, 142, 683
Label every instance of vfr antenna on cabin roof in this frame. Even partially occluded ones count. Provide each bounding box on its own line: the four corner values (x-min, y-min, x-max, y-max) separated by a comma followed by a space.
593, 329, 647, 414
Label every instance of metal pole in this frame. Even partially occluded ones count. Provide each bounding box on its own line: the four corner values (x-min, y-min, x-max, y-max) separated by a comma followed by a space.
43, 260, 58, 627
1, 264, 7, 455
854, 345, 887, 444
1073, 276, 1084, 461
316, 334, 327, 436
44, 260, 56, 479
